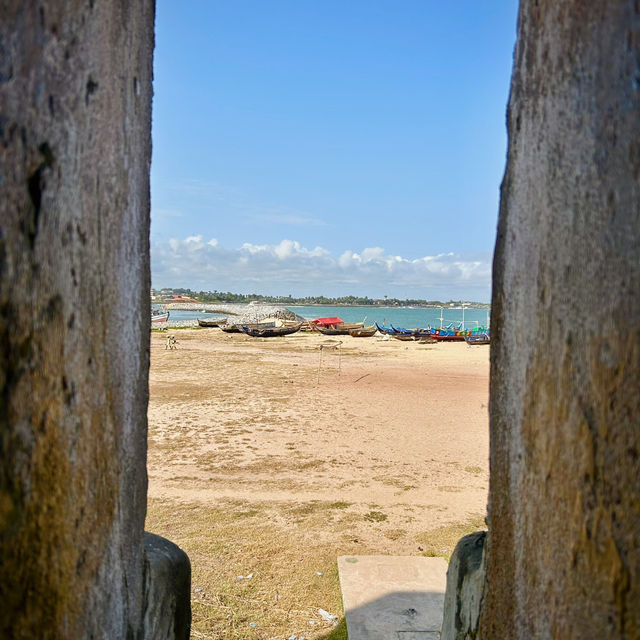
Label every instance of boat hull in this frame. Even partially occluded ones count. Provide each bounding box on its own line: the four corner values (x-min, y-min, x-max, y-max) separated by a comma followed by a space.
348, 325, 377, 337
241, 323, 302, 337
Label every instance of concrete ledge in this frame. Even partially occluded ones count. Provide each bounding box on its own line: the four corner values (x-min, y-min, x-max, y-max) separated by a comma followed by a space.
338, 555, 447, 639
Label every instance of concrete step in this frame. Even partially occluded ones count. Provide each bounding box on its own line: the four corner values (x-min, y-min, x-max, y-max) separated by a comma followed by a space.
338, 555, 447, 640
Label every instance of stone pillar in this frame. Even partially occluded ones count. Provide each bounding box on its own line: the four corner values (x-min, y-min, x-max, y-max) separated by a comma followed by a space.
441, 532, 486, 640
0, 2, 159, 637
479, 1, 640, 637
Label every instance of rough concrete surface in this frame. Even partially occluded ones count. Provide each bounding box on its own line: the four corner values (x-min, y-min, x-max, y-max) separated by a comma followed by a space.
480, 1, 640, 637
0, 2, 155, 637
338, 555, 447, 640
441, 532, 485, 640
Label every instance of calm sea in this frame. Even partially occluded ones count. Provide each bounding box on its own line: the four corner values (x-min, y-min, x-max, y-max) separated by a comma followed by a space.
163, 305, 490, 330
290, 305, 490, 329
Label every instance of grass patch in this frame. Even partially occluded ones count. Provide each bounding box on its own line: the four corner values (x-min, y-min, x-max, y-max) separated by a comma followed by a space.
147, 498, 349, 639
372, 475, 417, 492
465, 465, 484, 475
383, 528, 407, 541
416, 515, 486, 560
364, 510, 388, 522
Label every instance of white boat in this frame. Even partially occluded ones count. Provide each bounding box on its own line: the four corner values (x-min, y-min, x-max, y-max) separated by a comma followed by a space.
151, 309, 169, 323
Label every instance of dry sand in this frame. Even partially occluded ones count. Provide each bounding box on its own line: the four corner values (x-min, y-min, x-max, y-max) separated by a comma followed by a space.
147, 329, 489, 551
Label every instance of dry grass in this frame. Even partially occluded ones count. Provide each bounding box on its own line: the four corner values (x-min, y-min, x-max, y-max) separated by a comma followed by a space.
146, 329, 490, 638
416, 516, 487, 560
147, 498, 350, 639
146, 498, 486, 638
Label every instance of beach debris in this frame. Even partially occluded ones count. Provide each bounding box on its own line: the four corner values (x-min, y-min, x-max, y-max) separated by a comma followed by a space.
315, 572, 323, 577
249, 622, 257, 627
237, 575, 244, 580
308, 620, 315, 625
318, 609, 339, 625
194, 588, 202, 593
246, 572, 253, 579
288, 636, 297, 640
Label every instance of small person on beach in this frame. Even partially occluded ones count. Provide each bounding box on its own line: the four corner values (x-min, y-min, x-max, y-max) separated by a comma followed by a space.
165, 335, 178, 350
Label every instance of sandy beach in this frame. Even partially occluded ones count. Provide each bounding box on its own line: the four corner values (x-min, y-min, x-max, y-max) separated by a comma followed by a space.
146, 328, 489, 639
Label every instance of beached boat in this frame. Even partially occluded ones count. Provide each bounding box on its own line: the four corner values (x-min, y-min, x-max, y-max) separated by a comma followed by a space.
220, 323, 242, 333
432, 330, 466, 342
348, 325, 377, 337
197, 318, 226, 328
152, 309, 169, 323
311, 317, 365, 335
315, 322, 364, 335
391, 325, 416, 336
375, 322, 395, 335
464, 333, 490, 345
241, 323, 302, 338
393, 334, 416, 341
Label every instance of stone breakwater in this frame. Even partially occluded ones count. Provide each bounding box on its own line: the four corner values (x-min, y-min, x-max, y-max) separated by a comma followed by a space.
166, 320, 199, 328
160, 304, 305, 328
163, 303, 245, 315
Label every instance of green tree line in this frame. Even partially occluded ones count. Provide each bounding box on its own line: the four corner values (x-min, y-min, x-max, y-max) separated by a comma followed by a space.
154, 288, 490, 308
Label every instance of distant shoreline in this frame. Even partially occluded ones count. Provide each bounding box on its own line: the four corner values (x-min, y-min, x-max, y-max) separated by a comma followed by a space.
159, 301, 491, 310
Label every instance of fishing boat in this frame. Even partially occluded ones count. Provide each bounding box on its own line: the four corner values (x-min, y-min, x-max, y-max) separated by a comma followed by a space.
151, 309, 169, 323
393, 334, 416, 341
464, 332, 490, 345
311, 316, 344, 328
197, 318, 226, 328
315, 322, 365, 335
432, 329, 466, 342
312, 317, 365, 335
390, 325, 417, 336
220, 323, 242, 333
374, 322, 395, 335
240, 322, 302, 338
348, 325, 377, 337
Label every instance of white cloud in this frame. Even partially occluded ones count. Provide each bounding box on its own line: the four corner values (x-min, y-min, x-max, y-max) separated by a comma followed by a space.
151, 237, 492, 300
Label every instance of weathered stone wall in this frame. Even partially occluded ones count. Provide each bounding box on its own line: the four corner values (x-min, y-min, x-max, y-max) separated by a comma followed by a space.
480, 1, 640, 637
0, 2, 155, 637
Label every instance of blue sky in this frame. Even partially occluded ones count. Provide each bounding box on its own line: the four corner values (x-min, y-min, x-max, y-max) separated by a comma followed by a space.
151, 1, 518, 301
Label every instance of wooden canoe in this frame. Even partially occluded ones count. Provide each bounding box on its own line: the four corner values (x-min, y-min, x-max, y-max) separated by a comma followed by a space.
240, 323, 302, 338
348, 325, 377, 337
197, 318, 226, 328
393, 334, 416, 341
220, 323, 242, 333
464, 333, 490, 345
315, 321, 364, 335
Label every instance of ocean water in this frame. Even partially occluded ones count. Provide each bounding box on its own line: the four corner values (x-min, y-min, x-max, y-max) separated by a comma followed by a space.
290, 305, 490, 330
161, 305, 490, 330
